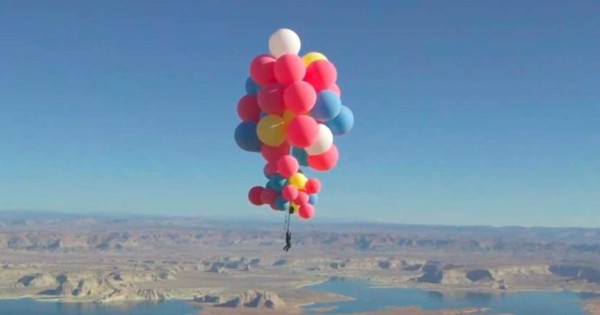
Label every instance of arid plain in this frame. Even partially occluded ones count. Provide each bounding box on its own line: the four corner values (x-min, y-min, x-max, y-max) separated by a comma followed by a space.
0, 211, 599, 315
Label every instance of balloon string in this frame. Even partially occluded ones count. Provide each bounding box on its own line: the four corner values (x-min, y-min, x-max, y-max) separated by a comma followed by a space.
284, 209, 291, 235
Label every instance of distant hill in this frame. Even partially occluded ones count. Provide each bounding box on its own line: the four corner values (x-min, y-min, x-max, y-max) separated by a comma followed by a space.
0, 210, 598, 258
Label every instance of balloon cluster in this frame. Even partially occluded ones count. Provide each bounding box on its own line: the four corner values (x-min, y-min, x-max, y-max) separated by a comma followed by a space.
234, 28, 354, 220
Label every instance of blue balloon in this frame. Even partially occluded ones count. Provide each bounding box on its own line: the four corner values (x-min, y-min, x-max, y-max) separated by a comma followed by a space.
310, 90, 342, 122
308, 194, 319, 205
267, 174, 286, 193
245, 77, 260, 95
274, 196, 290, 211
234, 122, 261, 152
291, 147, 309, 167
325, 105, 354, 136
259, 111, 268, 119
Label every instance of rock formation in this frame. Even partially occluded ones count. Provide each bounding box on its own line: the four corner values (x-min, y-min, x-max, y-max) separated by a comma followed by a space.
217, 290, 285, 309
466, 269, 495, 282
194, 294, 221, 303
549, 265, 600, 284
15, 273, 56, 288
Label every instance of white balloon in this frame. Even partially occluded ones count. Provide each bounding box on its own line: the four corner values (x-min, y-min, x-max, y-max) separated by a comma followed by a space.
269, 28, 301, 58
305, 124, 333, 155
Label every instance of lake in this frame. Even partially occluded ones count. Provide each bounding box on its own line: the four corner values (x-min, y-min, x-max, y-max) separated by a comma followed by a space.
303, 278, 598, 315
0, 280, 597, 315
0, 299, 197, 315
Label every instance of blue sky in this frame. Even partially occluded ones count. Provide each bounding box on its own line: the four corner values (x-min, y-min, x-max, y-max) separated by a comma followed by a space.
1, 1, 599, 227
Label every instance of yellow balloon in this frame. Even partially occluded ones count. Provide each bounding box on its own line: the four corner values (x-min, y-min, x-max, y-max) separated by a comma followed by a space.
289, 172, 308, 189
257, 115, 286, 147
291, 202, 299, 213
282, 110, 296, 123
302, 52, 328, 67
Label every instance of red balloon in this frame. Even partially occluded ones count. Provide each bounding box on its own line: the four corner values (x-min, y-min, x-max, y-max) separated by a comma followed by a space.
274, 54, 306, 86
299, 204, 315, 220
277, 155, 299, 178
264, 162, 278, 177
269, 201, 279, 210
308, 144, 339, 171
330, 83, 341, 96
304, 178, 322, 194
237, 95, 261, 122
257, 83, 285, 115
261, 143, 290, 162
304, 60, 337, 92
250, 54, 276, 85
282, 185, 299, 201
287, 115, 319, 148
261, 188, 278, 204
284, 81, 317, 114
248, 186, 265, 205
295, 191, 309, 206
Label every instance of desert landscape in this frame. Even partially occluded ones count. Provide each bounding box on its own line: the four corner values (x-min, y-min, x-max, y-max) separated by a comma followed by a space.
0, 210, 599, 315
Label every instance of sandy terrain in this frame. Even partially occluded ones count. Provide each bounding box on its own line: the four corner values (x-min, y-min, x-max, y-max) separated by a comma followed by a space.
585, 299, 600, 315
0, 212, 598, 314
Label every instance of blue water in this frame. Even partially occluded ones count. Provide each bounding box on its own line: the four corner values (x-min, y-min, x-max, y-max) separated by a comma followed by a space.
0, 299, 197, 315
303, 278, 599, 315
0, 282, 597, 315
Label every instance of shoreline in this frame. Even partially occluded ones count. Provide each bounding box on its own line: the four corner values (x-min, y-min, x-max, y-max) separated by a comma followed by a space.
2, 277, 599, 304
368, 282, 600, 295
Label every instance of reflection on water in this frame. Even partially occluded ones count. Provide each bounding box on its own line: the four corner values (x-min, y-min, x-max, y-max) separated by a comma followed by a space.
580, 292, 600, 299
426, 290, 443, 301
464, 291, 494, 304
0, 299, 197, 315
304, 278, 595, 315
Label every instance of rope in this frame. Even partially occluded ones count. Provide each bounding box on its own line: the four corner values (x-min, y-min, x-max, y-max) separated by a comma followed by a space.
283, 209, 289, 232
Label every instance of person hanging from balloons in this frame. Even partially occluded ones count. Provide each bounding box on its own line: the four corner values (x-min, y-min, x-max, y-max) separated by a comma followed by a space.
234, 28, 354, 251
283, 229, 292, 252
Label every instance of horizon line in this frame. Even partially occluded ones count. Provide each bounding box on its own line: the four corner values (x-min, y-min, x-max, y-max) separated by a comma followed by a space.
0, 208, 598, 230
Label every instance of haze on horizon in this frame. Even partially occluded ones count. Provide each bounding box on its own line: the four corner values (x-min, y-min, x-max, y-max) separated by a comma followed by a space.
1, 1, 599, 227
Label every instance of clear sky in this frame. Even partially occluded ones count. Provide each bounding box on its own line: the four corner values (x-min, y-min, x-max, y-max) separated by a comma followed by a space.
1, 1, 599, 227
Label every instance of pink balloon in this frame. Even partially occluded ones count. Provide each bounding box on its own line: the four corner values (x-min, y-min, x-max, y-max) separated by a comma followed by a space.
295, 191, 309, 206
261, 143, 290, 162
304, 178, 322, 194
237, 95, 261, 122
261, 188, 278, 205
330, 83, 341, 96
282, 185, 299, 201
274, 54, 306, 86
284, 81, 317, 114
257, 83, 285, 115
248, 186, 265, 205
304, 60, 337, 92
287, 115, 319, 148
299, 204, 315, 220
250, 54, 277, 85
277, 155, 299, 178
264, 162, 278, 177
308, 144, 339, 171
